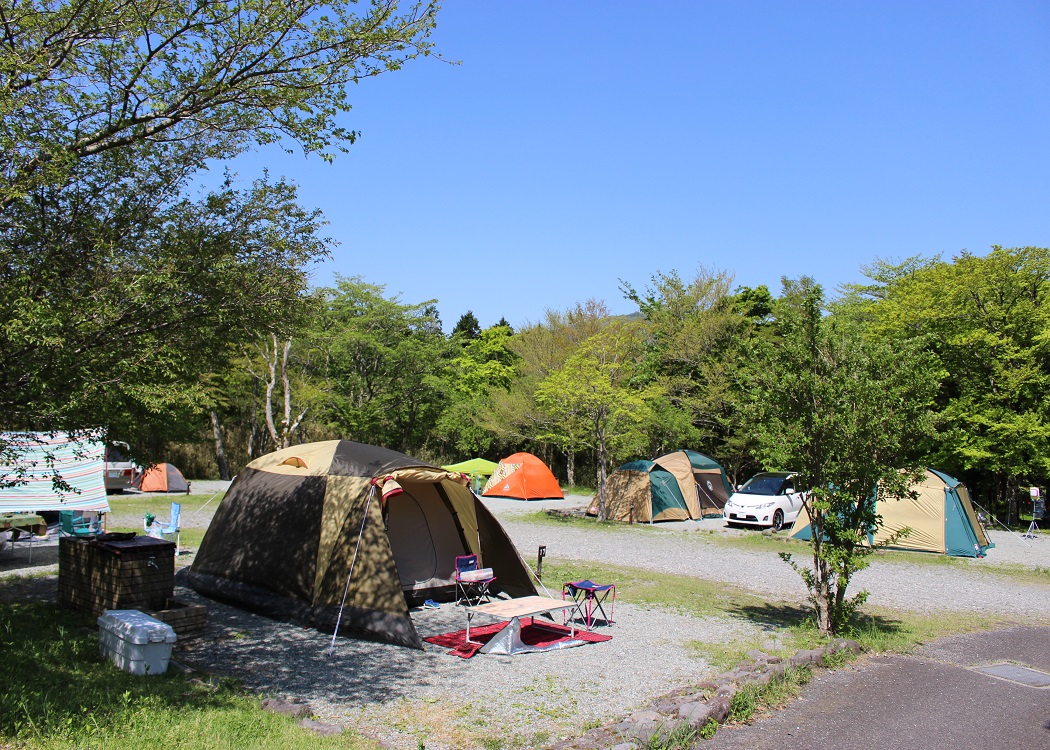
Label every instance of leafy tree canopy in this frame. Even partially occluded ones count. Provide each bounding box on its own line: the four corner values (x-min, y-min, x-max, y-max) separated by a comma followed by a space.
0, 0, 442, 205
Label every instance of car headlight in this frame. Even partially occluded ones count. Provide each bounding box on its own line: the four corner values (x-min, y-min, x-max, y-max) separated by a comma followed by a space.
755, 501, 775, 509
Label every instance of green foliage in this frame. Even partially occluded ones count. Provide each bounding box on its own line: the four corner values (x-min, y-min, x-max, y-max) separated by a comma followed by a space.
312, 276, 452, 454
0, 0, 441, 205
623, 268, 761, 481
0, 168, 328, 460
745, 283, 937, 635
864, 247, 1050, 511
535, 319, 658, 515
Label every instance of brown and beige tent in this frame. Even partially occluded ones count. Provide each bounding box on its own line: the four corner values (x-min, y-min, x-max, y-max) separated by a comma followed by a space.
589, 450, 732, 522
187, 440, 537, 649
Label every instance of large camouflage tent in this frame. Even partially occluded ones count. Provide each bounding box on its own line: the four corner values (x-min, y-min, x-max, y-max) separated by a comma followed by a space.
187, 441, 536, 649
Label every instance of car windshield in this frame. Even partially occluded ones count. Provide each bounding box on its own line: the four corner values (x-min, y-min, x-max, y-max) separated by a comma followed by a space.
107, 446, 127, 463
739, 475, 790, 496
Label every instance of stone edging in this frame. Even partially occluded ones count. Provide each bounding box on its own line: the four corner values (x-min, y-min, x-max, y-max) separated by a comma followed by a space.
547, 638, 862, 749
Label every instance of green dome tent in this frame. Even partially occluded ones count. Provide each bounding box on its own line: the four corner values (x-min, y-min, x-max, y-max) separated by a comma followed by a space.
441, 457, 498, 493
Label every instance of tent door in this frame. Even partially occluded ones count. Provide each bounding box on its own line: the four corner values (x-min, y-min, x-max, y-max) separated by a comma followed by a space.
385, 482, 465, 596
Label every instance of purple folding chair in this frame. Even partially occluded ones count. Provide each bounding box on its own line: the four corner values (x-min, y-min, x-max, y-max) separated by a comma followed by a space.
562, 579, 616, 627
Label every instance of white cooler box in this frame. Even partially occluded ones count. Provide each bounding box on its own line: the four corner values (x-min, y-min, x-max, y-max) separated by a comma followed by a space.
98, 610, 177, 676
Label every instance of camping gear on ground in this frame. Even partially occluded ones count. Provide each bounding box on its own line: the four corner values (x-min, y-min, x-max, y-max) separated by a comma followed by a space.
589, 450, 731, 522
463, 595, 582, 651
1, 513, 47, 561
186, 440, 537, 649
59, 535, 177, 615
97, 610, 177, 675
144, 502, 181, 549
442, 458, 498, 493
562, 580, 616, 628
481, 452, 564, 500
423, 618, 612, 659
790, 468, 994, 557
454, 554, 496, 606
135, 462, 190, 493
0, 432, 110, 515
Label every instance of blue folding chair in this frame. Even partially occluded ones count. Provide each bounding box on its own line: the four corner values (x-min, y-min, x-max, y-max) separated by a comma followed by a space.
454, 554, 496, 606
563, 579, 616, 628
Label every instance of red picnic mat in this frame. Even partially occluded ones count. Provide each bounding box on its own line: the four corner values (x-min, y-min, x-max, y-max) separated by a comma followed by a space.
424, 619, 612, 658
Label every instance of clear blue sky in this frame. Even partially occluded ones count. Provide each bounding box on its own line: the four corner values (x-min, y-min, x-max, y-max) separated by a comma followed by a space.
224, 1, 1050, 331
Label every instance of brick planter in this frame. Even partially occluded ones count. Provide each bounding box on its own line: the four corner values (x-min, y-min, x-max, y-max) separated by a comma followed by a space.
139, 597, 208, 637
58, 535, 176, 615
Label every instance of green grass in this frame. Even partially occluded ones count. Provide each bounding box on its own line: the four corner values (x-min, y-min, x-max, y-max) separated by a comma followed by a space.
0, 596, 374, 749
104, 492, 224, 526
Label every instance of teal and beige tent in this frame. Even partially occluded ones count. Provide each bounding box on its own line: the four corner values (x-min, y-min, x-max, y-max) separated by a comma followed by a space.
588, 450, 732, 522
654, 450, 733, 517
441, 457, 498, 493
790, 468, 993, 557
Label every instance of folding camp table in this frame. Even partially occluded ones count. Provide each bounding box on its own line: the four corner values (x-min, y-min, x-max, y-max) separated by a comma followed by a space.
1, 513, 47, 562
465, 595, 580, 646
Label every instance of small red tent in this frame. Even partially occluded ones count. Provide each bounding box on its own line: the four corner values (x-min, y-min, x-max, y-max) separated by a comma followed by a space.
481, 452, 563, 500
136, 463, 190, 493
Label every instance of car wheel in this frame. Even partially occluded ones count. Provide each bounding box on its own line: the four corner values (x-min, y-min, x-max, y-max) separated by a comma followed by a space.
771, 509, 784, 532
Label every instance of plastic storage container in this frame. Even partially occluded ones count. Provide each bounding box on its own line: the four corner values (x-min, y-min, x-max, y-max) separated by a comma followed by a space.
98, 609, 177, 675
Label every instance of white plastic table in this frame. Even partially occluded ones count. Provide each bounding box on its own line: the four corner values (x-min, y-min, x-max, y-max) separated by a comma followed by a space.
465, 595, 580, 645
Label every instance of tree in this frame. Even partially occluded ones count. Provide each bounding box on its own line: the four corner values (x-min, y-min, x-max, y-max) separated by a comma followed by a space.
496, 300, 612, 484
314, 277, 451, 453
451, 311, 481, 340
0, 0, 442, 206
436, 324, 519, 455
623, 268, 758, 481
861, 247, 1050, 521
0, 169, 329, 459
745, 285, 936, 635
535, 320, 657, 519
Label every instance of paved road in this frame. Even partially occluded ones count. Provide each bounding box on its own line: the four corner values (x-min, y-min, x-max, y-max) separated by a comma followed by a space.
700, 625, 1050, 750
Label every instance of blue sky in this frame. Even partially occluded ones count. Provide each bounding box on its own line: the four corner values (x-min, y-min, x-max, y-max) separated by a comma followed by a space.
224, 1, 1050, 331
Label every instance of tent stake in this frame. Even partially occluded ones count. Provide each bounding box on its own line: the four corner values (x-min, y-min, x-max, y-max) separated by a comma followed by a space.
329, 484, 376, 656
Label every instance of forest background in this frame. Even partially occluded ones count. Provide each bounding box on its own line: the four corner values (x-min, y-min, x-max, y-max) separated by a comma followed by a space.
1, 1, 1047, 527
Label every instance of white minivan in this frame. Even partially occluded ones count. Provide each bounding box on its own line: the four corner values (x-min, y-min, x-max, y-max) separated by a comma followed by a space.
723, 472, 806, 531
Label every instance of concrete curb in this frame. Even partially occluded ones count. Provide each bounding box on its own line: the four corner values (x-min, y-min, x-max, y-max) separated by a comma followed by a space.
547, 638, 862, 749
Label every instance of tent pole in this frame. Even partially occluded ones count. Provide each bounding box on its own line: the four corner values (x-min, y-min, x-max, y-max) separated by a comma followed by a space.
329, 484, 376, 656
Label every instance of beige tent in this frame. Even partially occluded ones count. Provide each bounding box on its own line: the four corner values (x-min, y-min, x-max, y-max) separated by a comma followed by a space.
188, 440, 537, 649
791, 468, 993, 557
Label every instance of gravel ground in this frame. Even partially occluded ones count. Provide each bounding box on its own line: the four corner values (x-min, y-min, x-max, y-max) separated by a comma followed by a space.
2, 490, 1048, 749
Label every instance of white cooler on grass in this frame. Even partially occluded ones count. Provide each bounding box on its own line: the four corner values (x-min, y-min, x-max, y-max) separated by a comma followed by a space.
98, 610, 177, 675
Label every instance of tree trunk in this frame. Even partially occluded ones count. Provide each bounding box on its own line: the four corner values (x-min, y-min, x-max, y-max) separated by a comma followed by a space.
566, 449, 576, 488
209, 410, 231, 481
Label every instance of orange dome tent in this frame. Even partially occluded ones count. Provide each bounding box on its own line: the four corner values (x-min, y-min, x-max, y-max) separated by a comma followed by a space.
136, 463, 190, 493
481, 452, 563, 500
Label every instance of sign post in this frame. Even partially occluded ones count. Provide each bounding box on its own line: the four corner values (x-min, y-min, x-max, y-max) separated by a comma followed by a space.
1024, 487, 1042, 539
